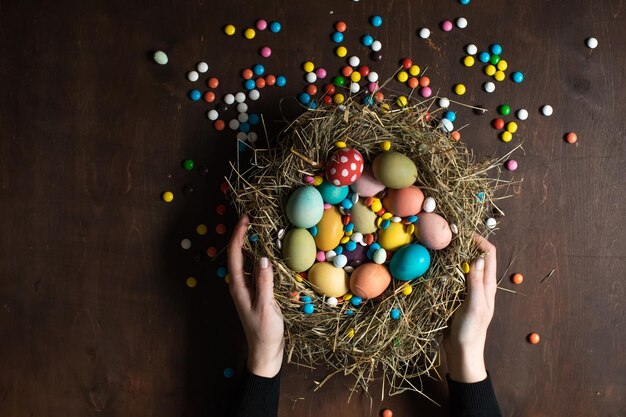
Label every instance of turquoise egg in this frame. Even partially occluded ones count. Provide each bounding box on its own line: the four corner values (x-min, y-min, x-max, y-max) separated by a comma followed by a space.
285, 186, 324, 228
389, 244, 431, 281
317, 180, 349, 205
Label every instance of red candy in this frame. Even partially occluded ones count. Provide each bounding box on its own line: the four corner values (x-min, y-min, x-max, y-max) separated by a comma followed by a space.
359, 66, 370, 77
401, 58, 412, 69
324, 84, 336, 95
493, 118, 505, 130
325, 148, 364, 186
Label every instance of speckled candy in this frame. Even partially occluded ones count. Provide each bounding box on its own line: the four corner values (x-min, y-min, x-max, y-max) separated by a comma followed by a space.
325, 148, 364, 186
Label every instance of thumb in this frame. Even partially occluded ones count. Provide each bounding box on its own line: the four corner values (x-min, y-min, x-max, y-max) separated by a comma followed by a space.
254, 257, 275, 307
465, 257, 485, 307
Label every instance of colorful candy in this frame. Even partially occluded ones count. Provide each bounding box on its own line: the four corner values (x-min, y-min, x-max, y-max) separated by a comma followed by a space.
153, 50, 168, 65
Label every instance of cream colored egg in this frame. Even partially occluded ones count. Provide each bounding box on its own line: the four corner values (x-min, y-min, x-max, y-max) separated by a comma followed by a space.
282, 228, 317, 272
308, 262, 350, 297
349, 199, 378, 234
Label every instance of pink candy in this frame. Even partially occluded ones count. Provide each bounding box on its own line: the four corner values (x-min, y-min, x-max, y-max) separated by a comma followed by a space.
368, 82, 379, 93
304, 175, 315, 184
441, 20, 453, 32
323, 203, 332, 209
316, 251, 326, 262
420, 86, 432, 98
260, 46, 272, 58
256, 19, 268, 30
505, 160, 518, 171
315, 68, 327, 79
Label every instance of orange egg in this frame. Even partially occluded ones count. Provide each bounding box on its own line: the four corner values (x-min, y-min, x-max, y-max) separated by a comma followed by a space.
382, 186, 424, 217
350, 263, 392, 299
414, 212, 452, 250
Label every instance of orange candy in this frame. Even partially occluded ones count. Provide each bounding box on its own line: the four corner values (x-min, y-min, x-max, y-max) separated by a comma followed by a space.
207, 77, 219, 88
451, 131, 461, 141
382, 409, 393, 417
214, 120, 225, 131
335, 21, 347, 32
290, 291, 300, 301
407, 77, 419, 89
528, 332, 541, 344
255, 78, 266, 89
216, 224, 227, 235
242, 69, 254, 80
206, 247, 218, 257
341, 66, 353, 77
512, 273, 524, 284
419, 76, 430, 87
374, 91, 384, 102
215, 204, 226, 215
265, 75, 276, 86
306, 84, 318, 95
203, 91, 216, 103
566, 132, 577, 143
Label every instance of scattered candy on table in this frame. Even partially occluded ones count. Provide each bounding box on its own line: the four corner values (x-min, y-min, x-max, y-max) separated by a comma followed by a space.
566, 132, 578, 143
153, 50, 168, 65
528, 332, 541, 344
512, 273, 524, 284
541, 105, 554, 116
586, 37, 598, 49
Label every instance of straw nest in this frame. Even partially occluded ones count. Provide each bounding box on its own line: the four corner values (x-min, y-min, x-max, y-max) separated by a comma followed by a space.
228, 97, 511, 400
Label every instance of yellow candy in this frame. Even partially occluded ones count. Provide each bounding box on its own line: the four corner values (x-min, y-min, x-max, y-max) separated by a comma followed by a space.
345, 231, 353, 237
343, 293, 353, 301
497, 59, 508, 71
224, 24, 236, 36
397, 95, 408, 107
506, 122, 518, 133
340, 236, 351, 244
335, 141, 347, 148
371, 200, 382, 212
494, 70, 505, 82
196, 224, 208, 235
336, 46, 348, 57
224, 274, 230, 284
402, 285, 413, 295
409, 65, 420, 76
295, 273, 303, 282
463, 56, 475, 67
454, 84, 466, 95
313, 175, 323, 186
381, 103, 391, 113
350, 72, 361, 82
484, 64, 496, 76
244, 28, 256, 39
501, 131, 513, 142
461, 261, 470, 274
186, 277, 197, 288
407, 223, 415, 235
161, 191, 174, 202
376, 217, 383, 228
347, 328, 355, 338
381, 212, 393, 220
381, 140, 391, 151
397, 71, 409, 83
303, 61, 315, 72
333, 93, 345, 104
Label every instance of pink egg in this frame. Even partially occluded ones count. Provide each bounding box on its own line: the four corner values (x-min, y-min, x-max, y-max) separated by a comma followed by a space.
382, 186, 425, 217
325, 148, 364, 186
350, 164, 385, 197
414, 212, 452, 250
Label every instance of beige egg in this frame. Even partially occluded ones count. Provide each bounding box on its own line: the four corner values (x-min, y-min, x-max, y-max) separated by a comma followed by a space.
282, 228, 317, 272
414, 212, 452, 250
315, 206, 344, 251
350, 263, 392, 299
377, 221, 414, 251
349, 199, 378, 234
308, 262, 350, 297
372, 151, 418, 189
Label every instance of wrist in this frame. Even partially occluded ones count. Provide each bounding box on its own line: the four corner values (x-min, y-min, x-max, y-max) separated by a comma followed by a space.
445, 344, 487, 383
247, 346, 284, 378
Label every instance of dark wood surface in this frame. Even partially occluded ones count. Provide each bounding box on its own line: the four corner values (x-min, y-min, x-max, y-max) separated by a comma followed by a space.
1, 1, 624, 416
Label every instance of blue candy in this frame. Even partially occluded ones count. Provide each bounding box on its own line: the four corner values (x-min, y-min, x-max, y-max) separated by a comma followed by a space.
406, 215, 418, 223
303, 303, 314, 314
308, 101, 318, 110
334, 245, 343, 255
341, 199, 353, 210
478, 52, 490, 63
511, 71, 524, 83
345, 240, 357, 251
370, 15, 383, 27
370, 242, 381, 251
189, 89, 201, 101
332, 31, 344, 43
351, 296, 363, 306
269, 21, 282, 33
345, 309, 354, 315
363, 95, 374, 106
459, 0, 470, 4
443, 111, 457, 122
309, 225, 318, 237
216, 266, 228, 278
381, 219, 391, 229
239, 122, 251, 133
490, 43, 503, 55
361, 34, 374, 46
244, 79, 256, 90
298, 92, 311, 105
301, 296, 312, 303
390, 308, 401, 320
248, 114, 260, 125
344, 223, 355, 233
252, 64, 265, 76
276, 75, 287, 87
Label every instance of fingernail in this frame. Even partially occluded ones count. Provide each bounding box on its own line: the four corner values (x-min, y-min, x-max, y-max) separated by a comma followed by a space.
259, 257, 270, 269
474, 257, 484, 271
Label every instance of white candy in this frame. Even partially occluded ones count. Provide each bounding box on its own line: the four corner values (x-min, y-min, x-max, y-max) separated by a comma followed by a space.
517, 108, 529, 120
541, 105, 553, 116
326, 297, 338, 307
456, 17, 468, 29
423, 196, 436, 213
247, 132, 258, 143
197, 62, 209, 73
153, 51, 168, 65
367, 71, 379, 82
238, 113, 249, 123
276, 239, 282, 249
371, 40, 382, 51
373, 248, 387, 264
277, 228, 285, 239
235, 92, 246, 103
439, 97, 450, 108
338, 104, 346, 111
344, 266, 354, 273
325, 250, 337, 262
450, 223, 459, 234
180, 238, 191, 249
187, 70, 199, 82
333, 254, 348, 269
351, 193, 359, 204
418, 28, 431, 39
207, 110, 219, 120
348, 55, 360, 67
236, 132, 247, 141
248, 89, 260, 101
237, 103, 248, 113
350, 82, 360, 93
351, 232, 364, 243
229, 119, 240, 130
391, 216, 402, 223
486, 217, 497, 229
483, 81, 496, 93
440, 118, 454, 133
466, 44, 478, 55
586, 37, 598, 49
224, 94, 235, 105
305, 72, 317, 83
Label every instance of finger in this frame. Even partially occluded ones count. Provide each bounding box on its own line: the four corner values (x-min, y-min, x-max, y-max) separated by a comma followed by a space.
227, 214, 252, 306
473, 233, 497, 309
465, 257, 486, 309
253, 257, 275, 308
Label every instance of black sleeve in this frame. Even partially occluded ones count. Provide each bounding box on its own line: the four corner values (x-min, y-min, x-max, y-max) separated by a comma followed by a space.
446, 373, 502, 417
233, 367, 281, 417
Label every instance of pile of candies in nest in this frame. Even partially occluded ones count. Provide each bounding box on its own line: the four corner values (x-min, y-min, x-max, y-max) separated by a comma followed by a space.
281, 142, 456, 314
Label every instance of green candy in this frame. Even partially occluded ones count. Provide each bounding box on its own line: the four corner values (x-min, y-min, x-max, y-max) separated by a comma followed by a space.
182, 159, 194, 171
153, 50, 168, 65
498, 104, 511, 116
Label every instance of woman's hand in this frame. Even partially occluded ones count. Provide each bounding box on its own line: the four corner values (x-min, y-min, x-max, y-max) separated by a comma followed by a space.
443, 234, 498, 383
227, 214, 285, 378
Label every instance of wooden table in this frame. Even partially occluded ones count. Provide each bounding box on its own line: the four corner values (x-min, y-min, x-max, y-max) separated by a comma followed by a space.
1, 1, 624, 416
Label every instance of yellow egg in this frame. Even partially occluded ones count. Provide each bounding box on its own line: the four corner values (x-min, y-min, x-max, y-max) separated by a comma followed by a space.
377, 222, 413, 251
308, 262, 349, 297
372, 151, 418, 189
349, 200, 378, 234
314, 206, 344, 251
282, 228, 317, 272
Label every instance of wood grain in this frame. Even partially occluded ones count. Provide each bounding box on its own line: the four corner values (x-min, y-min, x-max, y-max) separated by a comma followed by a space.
0, 1, 624, 416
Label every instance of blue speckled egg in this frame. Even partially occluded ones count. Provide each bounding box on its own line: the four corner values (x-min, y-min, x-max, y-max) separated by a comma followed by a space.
389, 244, 431, 281
285, 186, 324, 228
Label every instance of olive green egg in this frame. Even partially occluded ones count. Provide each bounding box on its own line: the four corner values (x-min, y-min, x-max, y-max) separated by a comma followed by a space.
282, 228, 317, 272
372, 151, 418, 189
